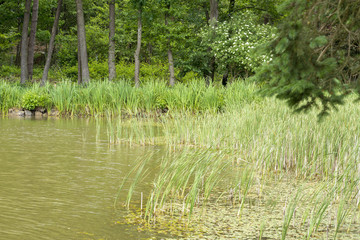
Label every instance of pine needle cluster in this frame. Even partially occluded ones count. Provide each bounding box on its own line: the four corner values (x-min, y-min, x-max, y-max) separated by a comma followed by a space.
256, 0, 360, 117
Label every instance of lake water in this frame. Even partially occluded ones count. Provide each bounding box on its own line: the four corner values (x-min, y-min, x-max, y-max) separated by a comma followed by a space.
1, 117, 360, 239
0, 117, 166, 240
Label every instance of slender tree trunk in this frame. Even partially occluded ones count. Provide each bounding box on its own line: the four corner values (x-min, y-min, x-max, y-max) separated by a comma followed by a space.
76, 1, 82, 85
108, 0, 116, 81
15, 10, 22, 66
77, 39, 82, 84
167, 49, 175, 86
27, 0, 39, 81
76, 0, 90, 84
222, 0, 235, 86
209, 0, 218, 24
165, 4, 175, 86
41, 0, 62, 86
203, 2, 210, 24
134, 7, 142, 87
20, 0, 32, 84
15, 43, 21, 66
206, 0, 218, 85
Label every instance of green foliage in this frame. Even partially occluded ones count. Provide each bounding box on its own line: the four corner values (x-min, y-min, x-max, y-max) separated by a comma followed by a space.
0, 81, 23, 113
255, 0, 360, 116
88, 61, 108, 80
36, 30, 51, 45
201, 11, 276, 78
0, 79, 261, 115
0, 31, 18, 52
86, 61, 171, 81
21, 90, 51, 110
0, 65, 21, 79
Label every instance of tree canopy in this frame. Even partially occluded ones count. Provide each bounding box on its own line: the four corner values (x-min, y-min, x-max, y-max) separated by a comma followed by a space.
0, 0, 284, 82
256, 0, 360, 116
0, 0, 359, 115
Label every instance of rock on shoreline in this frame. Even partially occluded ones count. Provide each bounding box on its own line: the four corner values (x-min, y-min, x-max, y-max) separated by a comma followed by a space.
8, 107, 59, 118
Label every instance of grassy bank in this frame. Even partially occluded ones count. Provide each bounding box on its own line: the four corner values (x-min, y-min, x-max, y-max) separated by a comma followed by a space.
109, 95, 360, 180
3, 77, 360, 238
0, 79, 260, 116
111, 94, 360, 239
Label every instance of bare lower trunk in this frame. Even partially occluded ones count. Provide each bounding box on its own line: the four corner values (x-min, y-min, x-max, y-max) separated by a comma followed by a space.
168, 49, 175, 86
15, 43, 21, 66
27, 0, 39, 81
165, 5, 175, 86
209, 0, 218, 24
76, 0, 90, 84
108, 0, 116, 81
207, 0, 218, 84
15, 15, 22, 66
222, 67, 228, 86
77, 39, 82, 84
222, 0, 235, 83
41, 0, 62, 86
20, 0, 32, 84
134, 8, 142, 88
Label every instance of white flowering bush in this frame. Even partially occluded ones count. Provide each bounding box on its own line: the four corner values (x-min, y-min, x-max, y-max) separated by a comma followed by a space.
201, 11, 276, 77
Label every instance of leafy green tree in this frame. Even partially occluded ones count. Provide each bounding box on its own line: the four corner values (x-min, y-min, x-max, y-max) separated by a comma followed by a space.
0, 0, 23, 65
202, 11, 276, 79
255, 0, 360, 116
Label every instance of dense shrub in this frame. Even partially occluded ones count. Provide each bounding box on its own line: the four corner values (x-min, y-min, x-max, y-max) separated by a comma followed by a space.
21, 90, 51, 110
201, 11, 276, 78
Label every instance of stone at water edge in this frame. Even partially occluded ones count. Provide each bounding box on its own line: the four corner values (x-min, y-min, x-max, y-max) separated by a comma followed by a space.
35, 107, 47, 114
24, 110, 34, 116
49, 109, 60, 116
9, 108, 25, 117
35, 111, 43, 118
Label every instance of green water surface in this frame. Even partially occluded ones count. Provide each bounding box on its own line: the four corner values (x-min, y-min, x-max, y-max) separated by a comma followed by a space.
0, 117, 164, 240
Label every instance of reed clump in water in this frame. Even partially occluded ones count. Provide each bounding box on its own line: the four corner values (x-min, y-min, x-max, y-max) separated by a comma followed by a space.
111, 95, 360, 181
112, 93, 360, 238
116, 147, 360, 239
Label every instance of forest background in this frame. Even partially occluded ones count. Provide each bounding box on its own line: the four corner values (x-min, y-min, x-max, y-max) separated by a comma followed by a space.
0, 0, 359, 115
0, 0, 282, 84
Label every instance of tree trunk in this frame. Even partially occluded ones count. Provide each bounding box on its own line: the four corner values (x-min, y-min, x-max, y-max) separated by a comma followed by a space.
15, 11, 22, 67
207, 0, 218, 85
77, 39, 82, 84
76, 1, 82, 85
165, 5, 175, 86
15, 42, 21, 66
41, 0, 62, 86
222, 0, 235, 85
27, 0, 39, 81
167, 49, 175, 86
134, 7, 142, 88
20, 0, 32, 84
209, 0, 218, 24
76, 0, 90, 84
108, 0, 116, 81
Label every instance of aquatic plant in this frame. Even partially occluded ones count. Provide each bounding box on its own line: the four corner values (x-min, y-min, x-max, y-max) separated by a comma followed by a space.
111, 93, 360, 238
0, 78, 260, 116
